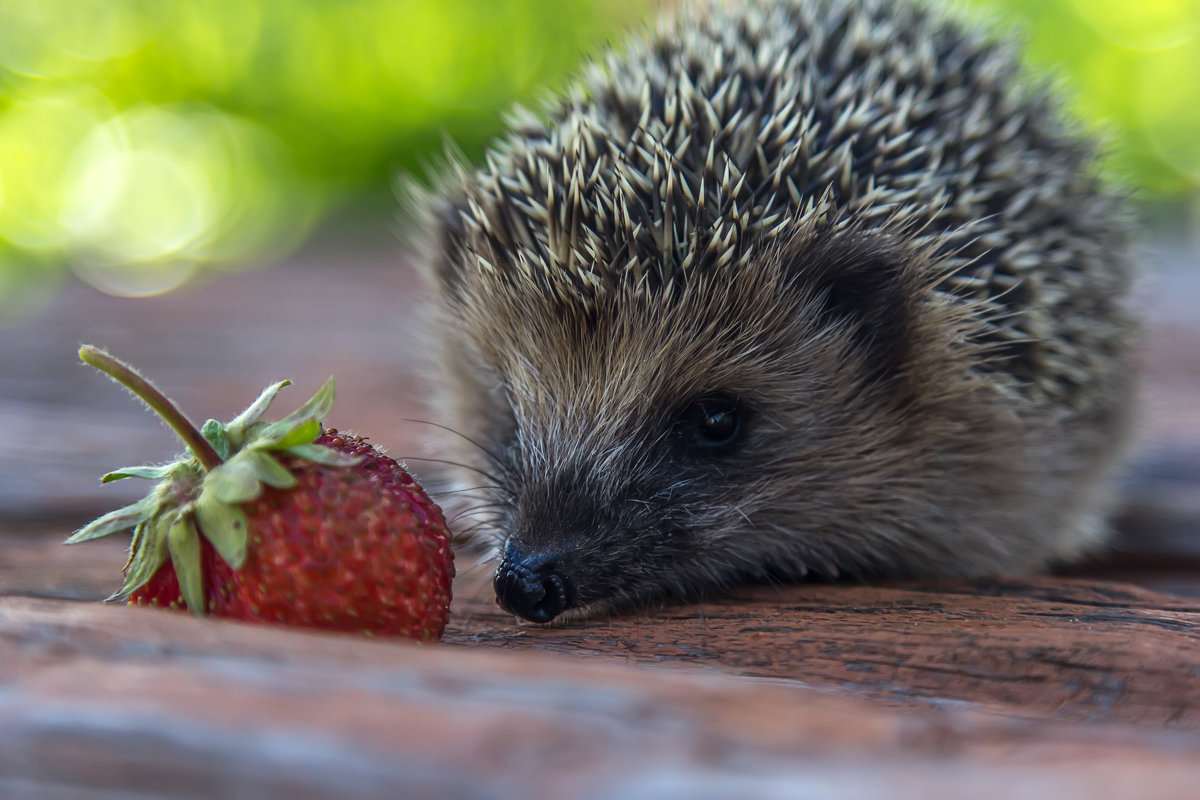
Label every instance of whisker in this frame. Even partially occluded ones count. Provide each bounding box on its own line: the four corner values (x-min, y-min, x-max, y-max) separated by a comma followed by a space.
421, 486, 508, 503
450, 509, 506, 526
399, 417, 506, 466
398, 455, 503, 484
448, 507, 506, 523
441, 497, 503, 511
446, 502, 504, 518
429, 484, 503, 496
455, 520, 504, 538
426, 488, 510, 508
448, 504, 500, 517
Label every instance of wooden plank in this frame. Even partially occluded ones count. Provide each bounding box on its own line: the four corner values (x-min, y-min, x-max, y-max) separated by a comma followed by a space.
5, 521, 1200, 730
2, 595, 1199, 800
0, 522, 126, 603
444, 567, 1200, 728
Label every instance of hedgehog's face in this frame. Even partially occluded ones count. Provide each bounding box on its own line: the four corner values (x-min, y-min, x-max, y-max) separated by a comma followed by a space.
436, 226, 935, 623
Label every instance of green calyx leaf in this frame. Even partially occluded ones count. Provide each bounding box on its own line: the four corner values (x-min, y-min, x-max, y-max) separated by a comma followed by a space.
114, 517, 169, 600
253, 417, 321, 450
276, 376, 336, 429
207, 376, 356, 474
206, 377, 336, 463
166, 513, 206, 615
201, 419, 232, 460
227, 380, 292, 437
202, 447, 298, 507
205, 453, 264, 504
282, 443, 362, 467
101, 465, 174, 483
247, 451, 297, 489
193, 489, 249, 569
66, 496, 155, 543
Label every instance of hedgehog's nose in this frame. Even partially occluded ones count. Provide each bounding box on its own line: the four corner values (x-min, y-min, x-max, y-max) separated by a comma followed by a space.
493, 548, 572, 623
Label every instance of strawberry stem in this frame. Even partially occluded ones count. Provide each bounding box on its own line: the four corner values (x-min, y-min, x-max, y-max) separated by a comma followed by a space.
79, 345, 224, 472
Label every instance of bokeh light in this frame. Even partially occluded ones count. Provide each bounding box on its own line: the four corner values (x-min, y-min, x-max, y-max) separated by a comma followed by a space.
0, 0, 646, 323
1069, 0, 1198, 51
0, 85, 114, 252
0, 0, 1196, 324
958, 0, 1200, 196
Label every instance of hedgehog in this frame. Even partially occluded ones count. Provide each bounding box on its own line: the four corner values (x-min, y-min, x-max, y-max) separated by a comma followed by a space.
408, 0, 1135, 624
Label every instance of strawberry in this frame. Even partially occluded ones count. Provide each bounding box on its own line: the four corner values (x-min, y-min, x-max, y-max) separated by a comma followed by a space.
68, 346, 454, 640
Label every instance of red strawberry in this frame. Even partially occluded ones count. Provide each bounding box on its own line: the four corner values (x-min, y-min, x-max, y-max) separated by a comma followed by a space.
69, 346, 454, 640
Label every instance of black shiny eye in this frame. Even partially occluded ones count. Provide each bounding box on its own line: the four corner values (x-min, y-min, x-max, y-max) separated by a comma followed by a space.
675, 395, 742, 453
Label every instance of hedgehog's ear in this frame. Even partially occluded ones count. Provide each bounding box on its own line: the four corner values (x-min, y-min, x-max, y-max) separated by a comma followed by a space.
789, 231, 919, 381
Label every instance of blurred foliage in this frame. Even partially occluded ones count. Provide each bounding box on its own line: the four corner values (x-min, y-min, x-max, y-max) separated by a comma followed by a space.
958, 0, 1200, 196
0, 0, 645, 320
0, 0, 1197, 322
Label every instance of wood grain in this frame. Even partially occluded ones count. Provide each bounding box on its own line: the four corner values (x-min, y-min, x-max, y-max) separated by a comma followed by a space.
6, 526, 1200, 730
448, 568, 1200, 728
3, 595, 1199, 800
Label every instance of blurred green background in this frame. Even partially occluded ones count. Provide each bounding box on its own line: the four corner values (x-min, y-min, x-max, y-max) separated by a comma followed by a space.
1, 0, 1197, 324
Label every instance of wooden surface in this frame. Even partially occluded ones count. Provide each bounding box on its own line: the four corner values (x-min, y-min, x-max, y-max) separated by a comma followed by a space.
4, 559, 1200, 799
3, 591, 1200, 800
8, 533, 1200, 729
4, 594, 1199, 800
2, 233, 1199, 797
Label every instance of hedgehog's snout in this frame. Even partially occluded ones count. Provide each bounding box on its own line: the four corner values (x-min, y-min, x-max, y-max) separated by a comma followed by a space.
493, 545, 573, 623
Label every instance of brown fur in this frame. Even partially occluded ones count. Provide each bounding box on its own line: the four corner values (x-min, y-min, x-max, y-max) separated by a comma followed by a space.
407, 0, 1135, 621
